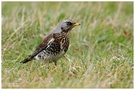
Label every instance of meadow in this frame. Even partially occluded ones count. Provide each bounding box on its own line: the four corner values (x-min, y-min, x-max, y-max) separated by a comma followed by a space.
2, 2, 133, 88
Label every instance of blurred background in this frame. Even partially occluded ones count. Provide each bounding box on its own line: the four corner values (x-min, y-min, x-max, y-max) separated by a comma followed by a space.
2, 2, 133, 88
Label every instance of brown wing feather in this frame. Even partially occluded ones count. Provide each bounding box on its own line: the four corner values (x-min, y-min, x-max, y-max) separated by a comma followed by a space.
29, 34, 53, 59
35, 34, 53, 51
20, 34, 54, 63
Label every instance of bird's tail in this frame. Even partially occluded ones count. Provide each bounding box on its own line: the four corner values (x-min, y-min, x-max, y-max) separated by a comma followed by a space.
20, 57, 32, 64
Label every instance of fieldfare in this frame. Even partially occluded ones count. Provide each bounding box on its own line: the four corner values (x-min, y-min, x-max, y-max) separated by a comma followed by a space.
20, 20, 80, 65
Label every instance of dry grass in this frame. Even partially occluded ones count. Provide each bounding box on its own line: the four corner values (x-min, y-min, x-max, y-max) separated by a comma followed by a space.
2, 2, 133, 88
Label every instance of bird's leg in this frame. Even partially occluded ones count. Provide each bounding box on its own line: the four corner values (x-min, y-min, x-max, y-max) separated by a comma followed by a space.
47, 64, 50, 69
54, 61, 57, 66
53, 61, 58, 70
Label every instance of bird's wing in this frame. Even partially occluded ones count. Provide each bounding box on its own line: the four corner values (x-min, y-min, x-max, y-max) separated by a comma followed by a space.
29, 34, 54, 59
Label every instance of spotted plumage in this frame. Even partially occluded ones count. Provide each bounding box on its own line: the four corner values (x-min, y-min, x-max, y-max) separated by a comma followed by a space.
20, 20, 80, 65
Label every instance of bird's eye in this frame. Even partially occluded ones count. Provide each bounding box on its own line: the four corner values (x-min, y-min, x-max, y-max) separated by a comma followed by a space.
67, 22, 72, 26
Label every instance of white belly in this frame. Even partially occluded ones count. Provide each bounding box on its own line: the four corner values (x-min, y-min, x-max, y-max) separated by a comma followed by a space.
35, 50, 65, 63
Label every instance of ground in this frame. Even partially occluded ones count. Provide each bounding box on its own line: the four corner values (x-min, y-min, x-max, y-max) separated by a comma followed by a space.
2, 2, 133, 88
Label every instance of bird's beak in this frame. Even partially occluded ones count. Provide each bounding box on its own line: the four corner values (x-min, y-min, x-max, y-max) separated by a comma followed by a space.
73, 23, 80, 26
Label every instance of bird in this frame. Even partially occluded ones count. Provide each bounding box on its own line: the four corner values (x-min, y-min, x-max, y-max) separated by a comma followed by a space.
20, 19, 80, 65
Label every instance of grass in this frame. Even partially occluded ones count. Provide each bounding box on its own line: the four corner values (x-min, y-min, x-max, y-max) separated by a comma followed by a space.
2, 2, 133, 88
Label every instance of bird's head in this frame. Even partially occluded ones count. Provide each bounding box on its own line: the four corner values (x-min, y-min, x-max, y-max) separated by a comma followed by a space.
54, 20, 80, 33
